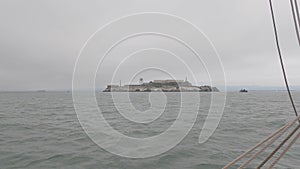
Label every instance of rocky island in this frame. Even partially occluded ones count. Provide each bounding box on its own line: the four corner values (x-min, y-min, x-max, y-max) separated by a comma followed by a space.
103, 79, 219, 92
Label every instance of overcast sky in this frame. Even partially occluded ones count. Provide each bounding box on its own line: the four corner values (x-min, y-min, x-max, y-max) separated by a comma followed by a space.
0, 0, 299, 91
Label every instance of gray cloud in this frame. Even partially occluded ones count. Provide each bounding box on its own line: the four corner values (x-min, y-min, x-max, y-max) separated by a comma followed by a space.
0, 0, 299, 91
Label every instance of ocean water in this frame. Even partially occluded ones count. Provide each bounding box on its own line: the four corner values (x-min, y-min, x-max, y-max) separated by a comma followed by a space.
0, 91, 299, 169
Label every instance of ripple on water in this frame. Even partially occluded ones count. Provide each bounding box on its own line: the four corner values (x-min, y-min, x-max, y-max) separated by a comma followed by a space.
0, 92, 299, 169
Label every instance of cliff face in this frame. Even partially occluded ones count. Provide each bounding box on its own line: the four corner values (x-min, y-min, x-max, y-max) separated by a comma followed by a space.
103, 80, 219, 92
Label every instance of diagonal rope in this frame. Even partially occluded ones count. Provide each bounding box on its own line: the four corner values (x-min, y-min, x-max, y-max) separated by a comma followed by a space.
294, 0, 300, 27
268, 127, 300, 169
238, 122, 296, 169
270, 0, 298, 117
222, 115, 300, 169
294, 0, 300, 40
256, 125, 300, 168
221, 125, 287, 169
290, 0, 300, 46
223, 1, 300, 168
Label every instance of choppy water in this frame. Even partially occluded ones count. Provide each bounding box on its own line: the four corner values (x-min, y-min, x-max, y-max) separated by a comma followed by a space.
0, 91, 299, 169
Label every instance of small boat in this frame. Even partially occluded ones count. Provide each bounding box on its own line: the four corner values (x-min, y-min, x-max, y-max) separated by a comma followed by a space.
239, 88, 248, 93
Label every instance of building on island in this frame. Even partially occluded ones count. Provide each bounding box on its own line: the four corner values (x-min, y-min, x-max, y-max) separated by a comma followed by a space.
103, 79, 219, 92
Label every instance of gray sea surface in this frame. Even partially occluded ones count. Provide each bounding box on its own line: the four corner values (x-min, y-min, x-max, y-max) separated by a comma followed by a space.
0, 91, 299, 169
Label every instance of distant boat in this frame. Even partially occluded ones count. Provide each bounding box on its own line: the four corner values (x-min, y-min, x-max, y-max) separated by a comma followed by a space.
239, 88, 248, 93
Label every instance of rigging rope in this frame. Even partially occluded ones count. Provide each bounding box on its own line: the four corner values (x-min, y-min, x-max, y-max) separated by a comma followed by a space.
270, 0, 298, 117
238, 121, 295, 169
290, 0, 300, 46
256, 125, 300, 168
222, 115, 300, 169
294, 0, 300, 26
223, 1, 300, 168
294, 0, 300, 40
268, 128, 300, 168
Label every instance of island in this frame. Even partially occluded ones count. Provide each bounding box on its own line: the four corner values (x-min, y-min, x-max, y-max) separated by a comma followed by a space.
103, 79, 219, 92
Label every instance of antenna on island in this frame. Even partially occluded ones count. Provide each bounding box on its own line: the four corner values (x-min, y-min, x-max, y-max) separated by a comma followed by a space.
119, 80, 121, 87
185, 76, 188, 82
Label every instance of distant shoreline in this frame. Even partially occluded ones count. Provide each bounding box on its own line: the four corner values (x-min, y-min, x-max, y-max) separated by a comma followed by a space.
1, 87, 300, 93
